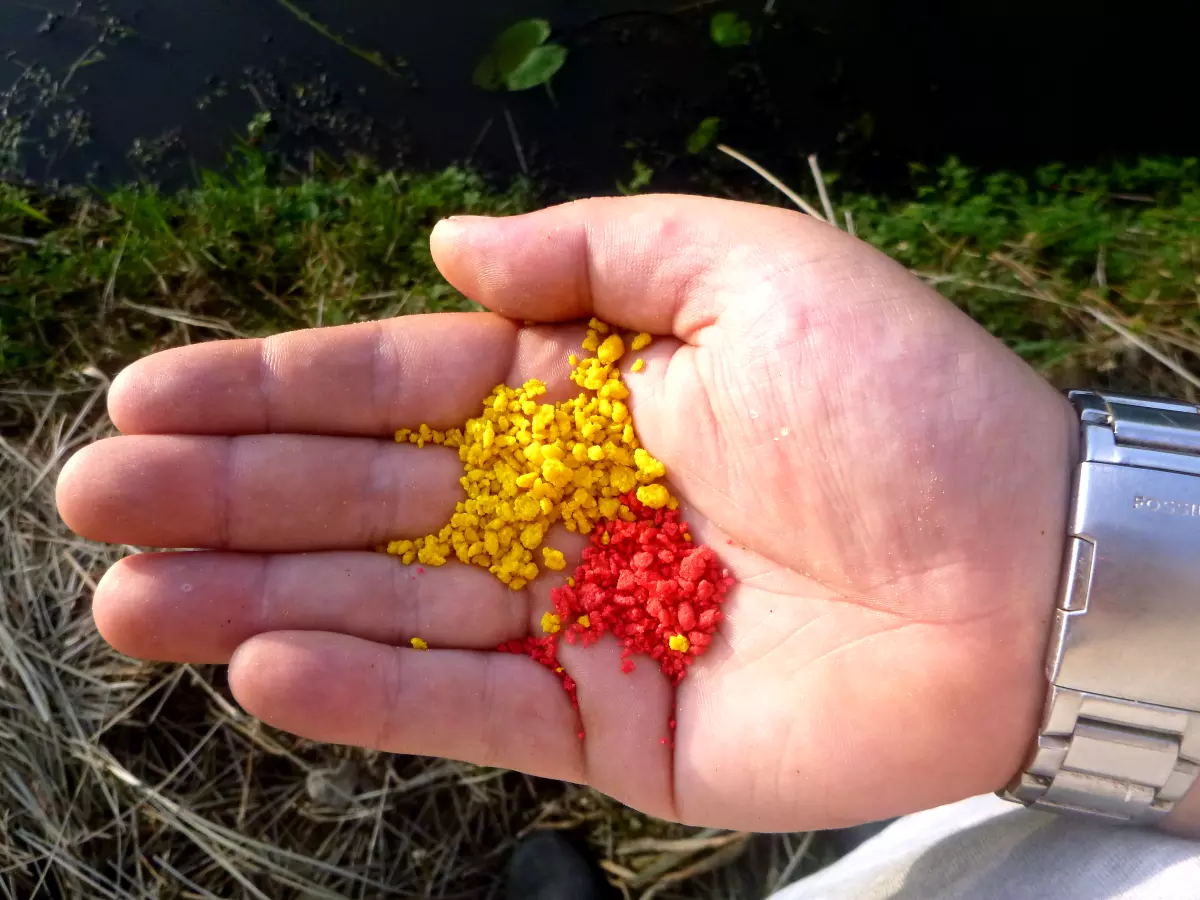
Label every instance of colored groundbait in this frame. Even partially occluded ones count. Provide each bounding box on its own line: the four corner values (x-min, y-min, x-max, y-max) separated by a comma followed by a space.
388, 320, 732, 725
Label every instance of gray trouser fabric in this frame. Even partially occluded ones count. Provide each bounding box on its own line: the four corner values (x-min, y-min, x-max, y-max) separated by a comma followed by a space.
773, 794, 1200, 900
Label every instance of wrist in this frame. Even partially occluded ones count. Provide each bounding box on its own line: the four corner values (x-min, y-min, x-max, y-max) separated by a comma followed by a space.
894, 375, 1079, 814
1164, 784, 1200, 836
989, 386, 1081, 793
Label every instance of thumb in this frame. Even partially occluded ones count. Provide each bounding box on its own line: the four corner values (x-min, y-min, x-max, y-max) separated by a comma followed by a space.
429, 194, 854, 339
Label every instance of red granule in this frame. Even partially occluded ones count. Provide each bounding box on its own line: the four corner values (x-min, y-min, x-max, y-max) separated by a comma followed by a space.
497, 635, 579, 711
497, 492, 732, 739
550, 492, 733, 686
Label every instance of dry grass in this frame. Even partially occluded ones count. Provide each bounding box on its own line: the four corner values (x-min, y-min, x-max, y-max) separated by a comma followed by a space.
0, 385, 822, 898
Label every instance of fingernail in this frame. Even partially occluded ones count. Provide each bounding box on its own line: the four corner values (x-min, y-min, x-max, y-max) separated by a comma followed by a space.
430, 218, 463, 253
436, 214, 488, 231
432, 216, 498, 257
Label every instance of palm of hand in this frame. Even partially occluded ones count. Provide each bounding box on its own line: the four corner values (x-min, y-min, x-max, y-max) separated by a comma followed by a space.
58, 196, 1073, 831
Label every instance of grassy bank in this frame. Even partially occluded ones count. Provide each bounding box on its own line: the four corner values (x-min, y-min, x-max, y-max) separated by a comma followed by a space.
3, 154, 1198, 394
0, 154, 533, 385
1, 154, 1197, 898
852, 156, 1200, 392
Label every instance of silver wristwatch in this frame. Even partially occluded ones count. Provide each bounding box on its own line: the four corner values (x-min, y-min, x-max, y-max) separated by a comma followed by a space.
1001, 390, 1200, 823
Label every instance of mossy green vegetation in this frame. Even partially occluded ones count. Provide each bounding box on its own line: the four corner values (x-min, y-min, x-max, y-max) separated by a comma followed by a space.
847, 157, 1200, 383
3, 154, 1197, 395
1, 154, 532, 378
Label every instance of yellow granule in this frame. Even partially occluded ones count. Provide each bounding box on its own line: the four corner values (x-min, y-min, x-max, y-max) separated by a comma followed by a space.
541, 612, 562, 634
668, 634, 690, 653
410, 637, 429, 650
635, 484, 670, 509
388, 324, 675, 589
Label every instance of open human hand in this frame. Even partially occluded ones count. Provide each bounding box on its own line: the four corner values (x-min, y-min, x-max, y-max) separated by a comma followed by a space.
57, 195, 1077, 832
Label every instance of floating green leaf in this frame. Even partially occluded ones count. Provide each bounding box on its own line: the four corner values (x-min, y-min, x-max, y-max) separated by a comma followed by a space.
499, 19, 551, 65
474, 18, 567, 91
710, 11, 752, 47
472, 54, 503, 91
686, 116, 722, 154
504, 44, 568, 91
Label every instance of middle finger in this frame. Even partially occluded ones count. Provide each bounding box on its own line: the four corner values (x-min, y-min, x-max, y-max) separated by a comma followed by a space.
57, 434, 462, 550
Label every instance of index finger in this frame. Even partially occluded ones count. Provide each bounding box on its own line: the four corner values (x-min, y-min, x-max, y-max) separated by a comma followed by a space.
109, 311, 518, 436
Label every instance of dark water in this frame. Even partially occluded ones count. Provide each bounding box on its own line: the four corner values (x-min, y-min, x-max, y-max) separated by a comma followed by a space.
2, 0, 1196, 194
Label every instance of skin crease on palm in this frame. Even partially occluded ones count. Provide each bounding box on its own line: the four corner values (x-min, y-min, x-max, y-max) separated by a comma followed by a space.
58, 194, 1102, 834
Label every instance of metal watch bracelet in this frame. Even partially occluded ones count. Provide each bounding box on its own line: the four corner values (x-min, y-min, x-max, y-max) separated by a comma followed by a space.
1001, 390, 1200, 823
